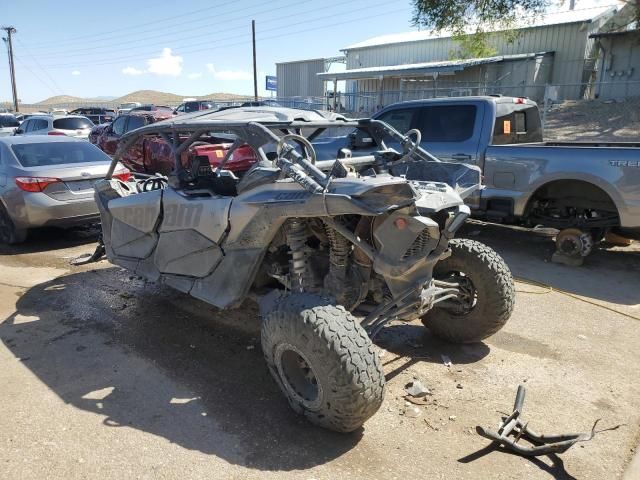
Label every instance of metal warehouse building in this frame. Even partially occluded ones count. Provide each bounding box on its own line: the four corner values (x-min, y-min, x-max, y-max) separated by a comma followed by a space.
277, 5, 624, 113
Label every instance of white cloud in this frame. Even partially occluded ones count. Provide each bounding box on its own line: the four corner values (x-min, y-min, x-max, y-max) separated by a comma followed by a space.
187, 72, 203, 80
122, 66, 144, 76
71, 70, 81, 76
206, 63, 251, 81
147, 48, 183, 76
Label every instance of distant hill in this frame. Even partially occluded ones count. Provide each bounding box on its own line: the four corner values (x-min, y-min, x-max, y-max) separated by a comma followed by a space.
35, 90, 250, 106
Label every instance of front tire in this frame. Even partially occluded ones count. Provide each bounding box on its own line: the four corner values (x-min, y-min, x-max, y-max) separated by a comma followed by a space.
262, 293, 385, 433
421, 238, 514, 343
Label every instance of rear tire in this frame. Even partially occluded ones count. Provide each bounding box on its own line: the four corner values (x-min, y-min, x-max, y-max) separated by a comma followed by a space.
0, 205, 27, 245
262, 293, 385, 433
421, 239, 514, 343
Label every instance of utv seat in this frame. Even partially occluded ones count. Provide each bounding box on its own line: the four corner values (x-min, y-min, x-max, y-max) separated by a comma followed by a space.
184, 155, 239, 196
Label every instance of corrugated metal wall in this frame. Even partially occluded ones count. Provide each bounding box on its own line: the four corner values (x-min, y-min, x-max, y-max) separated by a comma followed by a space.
276, 59, 326, 98
345, 20, 608, 99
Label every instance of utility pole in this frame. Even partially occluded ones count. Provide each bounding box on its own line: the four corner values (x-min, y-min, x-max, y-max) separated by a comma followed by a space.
252, 20, 258, 101
2, 26, 18, 112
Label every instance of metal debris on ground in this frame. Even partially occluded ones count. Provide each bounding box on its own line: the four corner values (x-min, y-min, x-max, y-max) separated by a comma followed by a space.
476, 385, 624, 456
405, 380, 431, 398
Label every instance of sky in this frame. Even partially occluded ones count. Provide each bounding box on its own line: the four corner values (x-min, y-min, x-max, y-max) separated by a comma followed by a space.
0, 0, 618, 103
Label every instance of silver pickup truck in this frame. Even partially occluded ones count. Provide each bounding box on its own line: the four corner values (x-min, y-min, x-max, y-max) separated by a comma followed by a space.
325, 96, 640, 245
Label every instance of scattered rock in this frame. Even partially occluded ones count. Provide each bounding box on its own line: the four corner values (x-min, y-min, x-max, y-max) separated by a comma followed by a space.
405, 380, 431, 398
456, 384, 463, 389
441, 354, 452, 367
449, 415, 457, 421
577, 334, 587, 340
402, 405, 422, 418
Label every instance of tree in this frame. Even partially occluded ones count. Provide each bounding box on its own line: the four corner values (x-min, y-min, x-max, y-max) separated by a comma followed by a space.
411, 0, 549, 34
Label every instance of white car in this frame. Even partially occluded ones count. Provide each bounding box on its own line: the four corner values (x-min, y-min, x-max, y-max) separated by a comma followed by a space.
117, 102, 141, 114
14, 115, 95, 139
0, 114, 19, 136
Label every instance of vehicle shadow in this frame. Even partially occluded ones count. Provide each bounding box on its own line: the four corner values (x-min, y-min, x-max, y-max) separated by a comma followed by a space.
0, 268, 362, 471
373, 324, 491, 381
458, 222, 640, 306
0, 225, 100, 255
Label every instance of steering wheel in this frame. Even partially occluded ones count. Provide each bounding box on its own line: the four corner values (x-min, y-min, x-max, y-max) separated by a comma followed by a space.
401, 128, 422, 158
276, 133, 317, 165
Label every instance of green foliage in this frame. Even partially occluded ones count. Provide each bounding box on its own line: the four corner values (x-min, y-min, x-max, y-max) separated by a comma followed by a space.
449, 31, 498, 59
411, 0, 549, 33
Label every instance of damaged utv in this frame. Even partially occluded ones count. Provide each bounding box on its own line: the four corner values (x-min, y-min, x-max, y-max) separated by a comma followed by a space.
93, 107, 514, 432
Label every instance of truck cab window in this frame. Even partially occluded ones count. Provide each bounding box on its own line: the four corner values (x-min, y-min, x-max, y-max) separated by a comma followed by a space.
415, 105, 477, 142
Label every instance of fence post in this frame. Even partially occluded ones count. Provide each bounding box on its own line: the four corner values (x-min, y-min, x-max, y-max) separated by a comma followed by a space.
542, 83, 550, 134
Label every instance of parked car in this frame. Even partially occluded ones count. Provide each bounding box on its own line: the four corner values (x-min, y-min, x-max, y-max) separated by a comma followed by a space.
0, 136, 129, 244
14, 115, 95, 139
89, 110, 256, 174
89, 110, 173, 155
117, 102, 141, 114
69, 107, 116, 125
317, 96, 640, 252
0, 114, 19, 136
130, 104, 174, 114
49, 109, 68, 116
241, 100, 281, 107
174, 100, 217, 114
14, 112, 48, 124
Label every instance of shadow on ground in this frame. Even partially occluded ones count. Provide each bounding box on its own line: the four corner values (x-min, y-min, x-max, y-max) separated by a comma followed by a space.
0, 225, 100, 256
0, 268, 364, 471
458, 222, 640, 306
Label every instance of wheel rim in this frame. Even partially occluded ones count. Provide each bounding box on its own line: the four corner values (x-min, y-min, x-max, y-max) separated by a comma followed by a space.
441, 272, 478, 316
275, 343, 323, 409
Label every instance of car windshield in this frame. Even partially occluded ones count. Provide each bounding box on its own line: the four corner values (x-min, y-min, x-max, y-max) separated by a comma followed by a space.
0, 115, 19, 127
53, 117, 94, 130
11, 141, 110, 167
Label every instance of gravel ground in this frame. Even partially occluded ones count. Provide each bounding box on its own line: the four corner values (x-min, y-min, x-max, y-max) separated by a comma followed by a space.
544, 98, 640, 142
0, 225, 638, 480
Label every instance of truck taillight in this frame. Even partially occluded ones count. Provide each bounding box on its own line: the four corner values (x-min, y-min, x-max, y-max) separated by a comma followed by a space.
514, 97, 526, 104
48, 131, 67, 136
15, 176, 61, 192
112, 170, 131, 182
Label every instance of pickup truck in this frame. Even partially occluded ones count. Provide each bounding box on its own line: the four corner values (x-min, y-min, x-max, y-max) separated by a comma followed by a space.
319, 96, 640, 240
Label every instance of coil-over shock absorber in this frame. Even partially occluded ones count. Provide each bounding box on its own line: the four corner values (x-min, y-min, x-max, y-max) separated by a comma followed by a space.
286, 219, 308, 292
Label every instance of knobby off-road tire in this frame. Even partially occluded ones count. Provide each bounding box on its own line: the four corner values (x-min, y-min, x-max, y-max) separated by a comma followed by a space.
422, 238, 514, 343
261, 293, 385, 433
0, 205, 26, 245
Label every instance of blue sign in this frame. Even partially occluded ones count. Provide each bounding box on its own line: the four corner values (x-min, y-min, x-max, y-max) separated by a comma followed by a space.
265, 75, 277, 91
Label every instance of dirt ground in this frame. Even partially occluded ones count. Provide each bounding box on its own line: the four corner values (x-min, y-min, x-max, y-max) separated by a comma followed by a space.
0, 224, 638, 480
544, 97, 640, 142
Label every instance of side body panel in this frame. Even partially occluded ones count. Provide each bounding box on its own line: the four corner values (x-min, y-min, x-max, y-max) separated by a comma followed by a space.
482, 144, 640, 227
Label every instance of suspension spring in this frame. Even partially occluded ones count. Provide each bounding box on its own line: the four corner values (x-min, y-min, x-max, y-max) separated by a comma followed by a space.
324, 223, 350, 268
287, 219, 308, 292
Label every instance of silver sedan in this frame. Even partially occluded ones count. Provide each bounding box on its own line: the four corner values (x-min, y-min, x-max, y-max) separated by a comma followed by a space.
0, 136, 130, 244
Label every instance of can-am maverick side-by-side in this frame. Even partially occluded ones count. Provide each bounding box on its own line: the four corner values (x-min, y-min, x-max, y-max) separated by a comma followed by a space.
92, 107, 514, 432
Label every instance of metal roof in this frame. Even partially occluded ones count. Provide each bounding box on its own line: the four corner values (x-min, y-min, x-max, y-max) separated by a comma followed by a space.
343, 5, 617, 50
589, 28, 640, 38
317, 52, 551, 81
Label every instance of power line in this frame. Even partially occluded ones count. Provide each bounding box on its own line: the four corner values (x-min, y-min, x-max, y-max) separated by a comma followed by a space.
24, 0, 314, 59
12, 54, 59, 97
15, 38, 64, 95
22, 4, 408, 70
19, 0, 249, 49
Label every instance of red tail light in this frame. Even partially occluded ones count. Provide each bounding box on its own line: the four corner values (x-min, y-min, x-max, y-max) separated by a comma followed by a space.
112, 169, 132, 182
15, 176, 61, 192
48, 131, 67, 136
